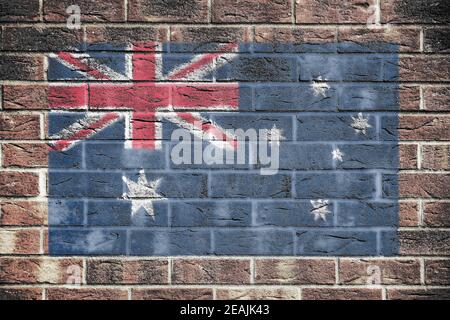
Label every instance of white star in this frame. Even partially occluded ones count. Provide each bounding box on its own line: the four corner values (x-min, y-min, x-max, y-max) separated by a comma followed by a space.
310, 199, 331, 222
122, 169, 165, 220
311, 76, 330, 97
332, 148, 344, 162
351, 112, 372, 135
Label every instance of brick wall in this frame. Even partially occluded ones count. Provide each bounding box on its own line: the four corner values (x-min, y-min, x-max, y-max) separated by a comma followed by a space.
0, 0, 449, 300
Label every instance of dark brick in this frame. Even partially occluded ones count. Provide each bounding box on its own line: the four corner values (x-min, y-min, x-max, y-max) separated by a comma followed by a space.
385, 57, 450, 82
387, 289, 450, 300
0, 0, 40, 22
132, 288, 213, 300
296, 0, 377, 23
423, 86, 450, 111
3, 27, 83, 52
382, 0, 450, 24
0, 288, 42, 300
424, 202, 450, 227
425, 259, 450, 285
46, 288, 128, 300
0, 172, 40, 197
399, 230, 450, 255
397, 116, 450, 141
424, 28, 450, 53
212, 0, 292, 23
397, 173, 450, 199
303, 288, 382, 300
128, 0, 208, 23
0, 55, 44, 80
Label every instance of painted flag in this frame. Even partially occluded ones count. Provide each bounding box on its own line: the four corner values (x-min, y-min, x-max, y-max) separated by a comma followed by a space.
47, 41, 400, 256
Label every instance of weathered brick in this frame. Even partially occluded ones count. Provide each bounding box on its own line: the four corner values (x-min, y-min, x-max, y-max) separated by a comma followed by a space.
0, 229, 40, 254
255, 259, 335, 284
0, 258, 83, 284
0, 201, 47, 226
172, 259, 251, 284
387, 289, 450, 300
171, 27, 251, 52
0, 55, 44, 80
46, 288, 128, 300
216, 288, 298, 300
423, 86, 450, 111
0, 172, 40, 197
86, 27, 168, 50
399, 230, 450, 255
338, 27, 420, 52
422, 145, 450, 170
397, 173, 450, 199
254, 27, 336, 52
2, 27, 83, 52
425, 260, 450, 285
399, 144, 418, 169
212, 0, 292, 23
44, 0, 125, 22
382, 0, 450, 24
385, 57, 450, 82
0, 0, 40, 22
397, 116, 450, 141
399, 86, 421, 110
296, 0, 377, 23
424, 28, 450, 53
2, 143, 49, 168
0, 114, 40, 140
86, 259, 168, 284
399, 201, 419, 227
0, 288, 42, 300
339, 259, 420, 285
302, 288, 382, 300
132, 288, 213, 300
423, 202, 450, 227
128, 0, 208, 23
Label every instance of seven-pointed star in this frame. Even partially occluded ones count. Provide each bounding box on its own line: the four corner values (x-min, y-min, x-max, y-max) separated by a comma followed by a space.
122, 169, 165, 220
310, 199, 331, 222
350, 112, 372, 135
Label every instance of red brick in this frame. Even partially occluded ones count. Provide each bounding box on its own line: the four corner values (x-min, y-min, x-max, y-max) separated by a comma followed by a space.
423, 202, 450, 227
396, 57, 450, 82
296, 0, 376, 23
423, 86, 450, 111
46, 288, 128, 300
0, 0, 40, 22
254, 27, 336, 51
0, 288, 42, 300
87, 259, 168, 284
0, 55, 44, 80
0, 201, 47, 226
338, 27, 420, 52
128, 0, 208, 23
422, 145, 450, 170
132, 288, 213, 300
399, 230, 450, 256
171, 27, 251, 46
0, 114, 40, 140
216, 288, 298, 300
0, 258, 83, 284
399, 144, 418, 169
302, 288, 382, 300
44, 0, 125, 22
86, 27, 168, 50
2, 27, 83, 52
425, 259, 450, 285
0, 229, 40, 254
172, 259, 251, 284
399, 173, 450, 199
387, 289, 450, 300
399, 201, 419, 227
0, 172, 40, 197
2, 143, 49, 168
212, 0, 292, 23
398, 116, 450, 141
339, 259, 421, 285
381, 0, 449, 24
399, 86, 420, 110
255, 259, 335, 284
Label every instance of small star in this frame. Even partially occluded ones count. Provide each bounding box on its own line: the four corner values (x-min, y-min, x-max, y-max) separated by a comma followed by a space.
351, 112, 372, 135
122, 169, 165, 220
311, 76, 330, 97
332, 148, 344, 162
310, 199, 331, 222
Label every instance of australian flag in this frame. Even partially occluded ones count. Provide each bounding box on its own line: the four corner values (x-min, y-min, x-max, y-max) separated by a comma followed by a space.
48, 40, 400, 256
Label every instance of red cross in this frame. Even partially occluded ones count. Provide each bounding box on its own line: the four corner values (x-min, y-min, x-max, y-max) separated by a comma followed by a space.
48, 42, 239, 151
